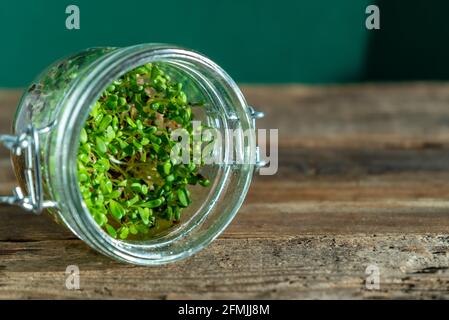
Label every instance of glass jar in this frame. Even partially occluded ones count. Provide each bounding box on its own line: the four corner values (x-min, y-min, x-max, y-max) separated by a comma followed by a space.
0, 44, 264, 265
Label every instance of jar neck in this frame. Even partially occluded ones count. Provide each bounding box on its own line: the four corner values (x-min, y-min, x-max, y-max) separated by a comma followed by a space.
52, 44, 254, 264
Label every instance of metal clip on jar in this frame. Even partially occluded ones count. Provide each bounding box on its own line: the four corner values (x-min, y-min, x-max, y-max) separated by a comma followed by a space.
0, 44, 264, 265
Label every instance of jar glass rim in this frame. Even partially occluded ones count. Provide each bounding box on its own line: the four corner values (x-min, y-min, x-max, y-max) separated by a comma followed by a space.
53, 44, 255, 265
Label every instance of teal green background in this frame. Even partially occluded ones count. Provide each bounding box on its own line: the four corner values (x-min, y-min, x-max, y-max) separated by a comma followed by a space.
0, 0, 448, 87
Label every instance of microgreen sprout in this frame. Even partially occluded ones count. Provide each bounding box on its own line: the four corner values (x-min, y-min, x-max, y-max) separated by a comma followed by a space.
77, 63, 210, 239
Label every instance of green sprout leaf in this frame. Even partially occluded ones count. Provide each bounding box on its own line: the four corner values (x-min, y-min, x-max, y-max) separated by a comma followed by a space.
110, 200, 125, 220
177, 188, 189, 207
106, 224, 117, 238
77, 63, 210, 240
119, 227, 129, 240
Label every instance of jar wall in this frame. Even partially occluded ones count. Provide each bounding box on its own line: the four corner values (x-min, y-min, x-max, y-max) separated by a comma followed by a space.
14, 48, 116, 133
12, 48, 117, 215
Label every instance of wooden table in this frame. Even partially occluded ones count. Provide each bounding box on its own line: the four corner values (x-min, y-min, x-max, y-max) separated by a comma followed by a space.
0, 84, 448, 299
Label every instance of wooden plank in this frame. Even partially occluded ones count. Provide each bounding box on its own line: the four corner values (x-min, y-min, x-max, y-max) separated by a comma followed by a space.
0, 235, 447, 299
0, 85, 449, 299
3, 147, 449, 240
245, 83, 449, 148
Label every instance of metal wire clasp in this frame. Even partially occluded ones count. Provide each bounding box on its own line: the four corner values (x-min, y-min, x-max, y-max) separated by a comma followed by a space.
248, 106, 267, 170
0, 125, 55, 213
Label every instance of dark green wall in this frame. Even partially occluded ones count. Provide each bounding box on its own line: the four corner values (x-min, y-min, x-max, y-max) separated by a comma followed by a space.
365, 0, 449, 81
1, 0, 448, 87
0, 0, 371, 87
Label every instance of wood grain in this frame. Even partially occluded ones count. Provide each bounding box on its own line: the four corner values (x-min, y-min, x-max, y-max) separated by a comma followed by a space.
0, 84, 448, 299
